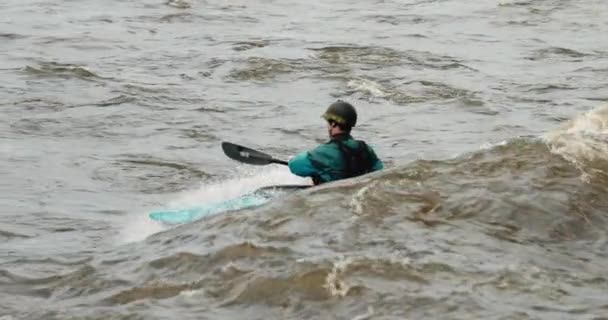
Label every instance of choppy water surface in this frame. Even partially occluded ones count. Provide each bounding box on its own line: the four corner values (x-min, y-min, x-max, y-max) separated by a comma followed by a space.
2, 0, 608, 319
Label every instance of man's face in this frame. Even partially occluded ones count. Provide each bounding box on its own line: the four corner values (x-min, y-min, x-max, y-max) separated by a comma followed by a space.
327, 120, 339, 137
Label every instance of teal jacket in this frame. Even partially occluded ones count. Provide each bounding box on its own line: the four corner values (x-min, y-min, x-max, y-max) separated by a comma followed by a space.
288, 134, 383, 184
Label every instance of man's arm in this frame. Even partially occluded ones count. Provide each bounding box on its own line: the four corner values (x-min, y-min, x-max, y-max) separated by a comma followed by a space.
288, 151, 318, 177
367, 145, 384, 171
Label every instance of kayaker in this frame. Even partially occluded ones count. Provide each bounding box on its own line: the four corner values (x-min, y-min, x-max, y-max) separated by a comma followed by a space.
288, 100, 384, 185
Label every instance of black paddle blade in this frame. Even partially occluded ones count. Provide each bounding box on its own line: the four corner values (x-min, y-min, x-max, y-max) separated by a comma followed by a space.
221, 142, 287, 165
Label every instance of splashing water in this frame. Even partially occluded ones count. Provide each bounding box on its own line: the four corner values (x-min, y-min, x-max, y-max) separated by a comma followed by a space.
118, 166, 310, 242
167, 165, 310, 209
324, 255, 354, 298
545, 104, 608, 180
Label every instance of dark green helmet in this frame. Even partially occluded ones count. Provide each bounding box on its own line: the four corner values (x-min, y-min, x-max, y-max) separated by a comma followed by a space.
322, 100, 357, 128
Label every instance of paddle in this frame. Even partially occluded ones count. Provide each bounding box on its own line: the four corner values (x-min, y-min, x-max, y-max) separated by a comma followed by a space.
221, 142, 288, 166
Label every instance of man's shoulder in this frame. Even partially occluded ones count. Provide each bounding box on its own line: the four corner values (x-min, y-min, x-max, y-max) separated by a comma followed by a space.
343, 137, 371, 150
308, 141, 339, 157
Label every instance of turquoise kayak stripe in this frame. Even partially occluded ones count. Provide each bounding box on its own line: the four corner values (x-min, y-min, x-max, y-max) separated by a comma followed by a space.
149, 193, 271, 224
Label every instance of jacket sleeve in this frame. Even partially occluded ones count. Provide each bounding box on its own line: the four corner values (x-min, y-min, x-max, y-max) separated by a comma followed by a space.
288, 151, 318, 177
372, 157, 384, 171
367, 146, 384, 171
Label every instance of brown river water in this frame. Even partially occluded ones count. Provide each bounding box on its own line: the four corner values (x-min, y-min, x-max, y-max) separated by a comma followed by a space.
1, 0, 608, 319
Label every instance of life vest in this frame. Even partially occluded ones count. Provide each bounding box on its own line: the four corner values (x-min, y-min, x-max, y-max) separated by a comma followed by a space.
334, 139, 373, 178
311, 139, 373, 185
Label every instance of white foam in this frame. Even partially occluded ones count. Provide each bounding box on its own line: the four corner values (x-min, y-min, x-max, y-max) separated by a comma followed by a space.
324, 255, 353, 297
479, 139, 508, 150
117, 165, 310, 243
545, 104, 608, 168
349, 182, 376, 215
167, 165, 310, 209
118, 212, 167, 243
352, 306, 375, 320
165, 0, 191, 8
347, 78, 391, 99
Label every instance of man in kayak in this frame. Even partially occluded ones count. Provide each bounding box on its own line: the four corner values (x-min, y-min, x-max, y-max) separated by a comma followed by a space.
288, 100, 384, 185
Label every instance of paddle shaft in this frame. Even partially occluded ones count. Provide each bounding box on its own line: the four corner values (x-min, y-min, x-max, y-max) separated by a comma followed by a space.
271, 159, 288, 165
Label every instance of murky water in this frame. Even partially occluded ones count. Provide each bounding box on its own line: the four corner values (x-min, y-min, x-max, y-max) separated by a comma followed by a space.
2, 0, 608, 319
